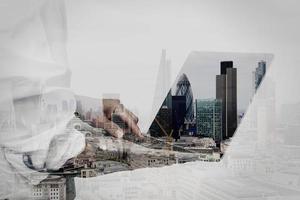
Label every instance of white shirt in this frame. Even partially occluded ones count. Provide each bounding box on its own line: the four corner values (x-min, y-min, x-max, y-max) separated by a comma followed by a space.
0, 0, 85, 198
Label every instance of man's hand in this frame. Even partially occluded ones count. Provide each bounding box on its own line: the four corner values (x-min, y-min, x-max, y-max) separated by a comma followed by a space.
94, 99, 143, 138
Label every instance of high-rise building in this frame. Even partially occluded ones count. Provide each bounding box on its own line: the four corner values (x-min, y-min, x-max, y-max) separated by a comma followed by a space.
216, 61, 237, 139
196, 99, 222, 142
149, 87, 172, 137
175, 73, 194, 121
216, 74, 226, 138
149, 105, 172, 137
152, 49, 172, 116
162, 89, 172, 109
172, 96, 186, 139
253, 60, 266, 92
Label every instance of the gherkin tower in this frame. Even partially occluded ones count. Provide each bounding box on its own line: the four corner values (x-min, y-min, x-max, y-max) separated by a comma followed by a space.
175, 73, 194, 121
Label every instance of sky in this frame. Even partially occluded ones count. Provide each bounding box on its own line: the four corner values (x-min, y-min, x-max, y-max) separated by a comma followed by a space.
62, 1, 300, 199
65, 0, 300, 132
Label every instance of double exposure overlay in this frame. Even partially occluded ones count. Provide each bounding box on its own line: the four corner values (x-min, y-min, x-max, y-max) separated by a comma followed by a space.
1, 0, 300, 200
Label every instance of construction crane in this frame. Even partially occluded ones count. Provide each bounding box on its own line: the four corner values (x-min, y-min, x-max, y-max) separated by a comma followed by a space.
154, 118, 173, 151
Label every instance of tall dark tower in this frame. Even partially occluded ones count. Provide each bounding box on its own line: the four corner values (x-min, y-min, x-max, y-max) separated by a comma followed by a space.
216, 72, 227, 139
216, 61, 237, 139
172, 96, 186, 140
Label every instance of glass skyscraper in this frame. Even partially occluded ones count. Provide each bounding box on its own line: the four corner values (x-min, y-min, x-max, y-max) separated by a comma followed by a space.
175, 73, 194, 121
196, 99, 222, 142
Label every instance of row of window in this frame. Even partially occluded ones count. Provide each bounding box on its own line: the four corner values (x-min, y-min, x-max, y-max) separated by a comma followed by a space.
50, 197, 60, 199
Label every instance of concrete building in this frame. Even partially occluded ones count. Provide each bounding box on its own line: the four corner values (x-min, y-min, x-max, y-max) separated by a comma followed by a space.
173, 137, 217, 149
183, 119, 197, 136
128, 152, 176, 169
32, 176, 66, 200
216, 61, 237, 139
196, 99, 222, 142
80, 169, 97, 178
95, 160, 129, 174
72, 153, 96, 169
182, 147, 221, 162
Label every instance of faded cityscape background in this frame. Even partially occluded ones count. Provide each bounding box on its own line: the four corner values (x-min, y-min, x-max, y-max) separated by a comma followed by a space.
1, 0, 300, 199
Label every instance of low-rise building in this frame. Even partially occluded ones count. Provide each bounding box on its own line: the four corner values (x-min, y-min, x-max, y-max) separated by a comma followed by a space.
80, 169, 97, 178
128, 152, 176, 169
32, 176, 66, 200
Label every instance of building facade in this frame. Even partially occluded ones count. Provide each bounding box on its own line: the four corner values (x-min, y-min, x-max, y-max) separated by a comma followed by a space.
175, 73, 194, 121
216, 61, 237, 139
172, 96, 186, 139
196, 99, 222, 142
32, 176, 66, 200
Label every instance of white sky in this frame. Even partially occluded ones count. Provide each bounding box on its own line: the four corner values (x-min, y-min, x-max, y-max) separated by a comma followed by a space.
65, 0, 300, 132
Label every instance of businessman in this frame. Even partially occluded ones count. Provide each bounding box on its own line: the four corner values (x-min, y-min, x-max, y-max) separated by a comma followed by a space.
0, 0, 142, 198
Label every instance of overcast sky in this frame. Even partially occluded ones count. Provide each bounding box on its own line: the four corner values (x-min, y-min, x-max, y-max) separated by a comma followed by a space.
65, 0, 300, 132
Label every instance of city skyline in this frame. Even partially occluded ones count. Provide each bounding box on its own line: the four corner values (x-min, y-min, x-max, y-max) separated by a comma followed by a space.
149, 51, 271, 148
172, 52, 273, 112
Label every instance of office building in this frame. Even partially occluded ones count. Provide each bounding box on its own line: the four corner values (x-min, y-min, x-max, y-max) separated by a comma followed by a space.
149, 105, 172, 137
32, 176, 66, 200
216, 61, 237, 139
162, 89, 172, 109
172, 96, 186, 139
152, 49, 172, 114
196, 99, 222, 142
183, 119, 197, 136
175, 73, 194, 121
